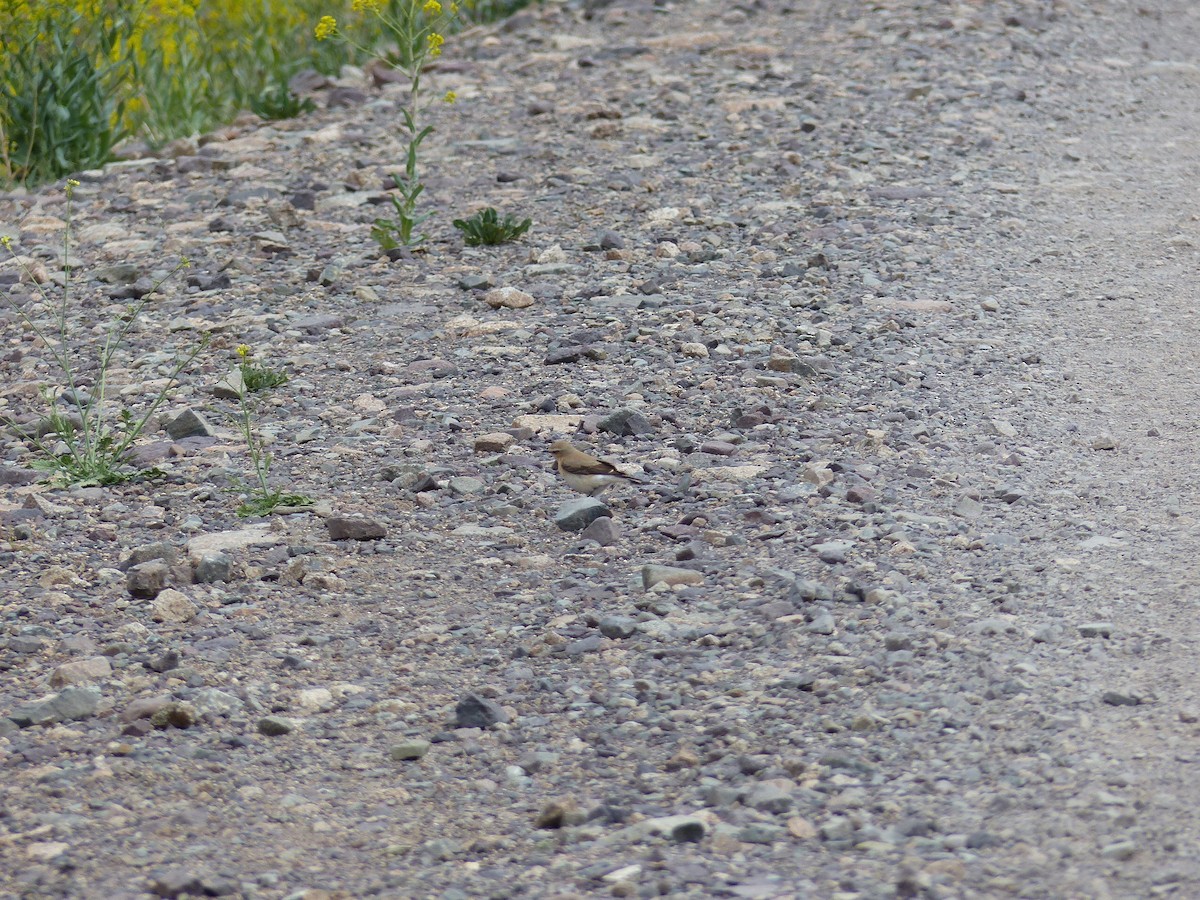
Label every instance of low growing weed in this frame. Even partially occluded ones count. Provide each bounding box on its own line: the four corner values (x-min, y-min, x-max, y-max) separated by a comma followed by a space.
229, 345, 312, 517
453, 207, 532, 246
316, 0, 460, 250
0, 181, 205, 486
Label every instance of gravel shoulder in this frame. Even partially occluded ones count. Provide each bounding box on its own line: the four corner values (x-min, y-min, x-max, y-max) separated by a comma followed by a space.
2, 1, 1200, 898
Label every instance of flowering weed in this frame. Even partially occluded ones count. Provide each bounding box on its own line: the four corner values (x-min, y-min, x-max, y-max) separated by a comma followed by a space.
317, 0, 460, 250
0, 182, 205, 486
228, 345, 312, 518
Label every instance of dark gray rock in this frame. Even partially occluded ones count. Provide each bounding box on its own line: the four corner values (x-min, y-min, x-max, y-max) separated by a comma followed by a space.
121, 542, 178, 571
127, 561, 169, 599
579, 515, 619, 545
164, 407, 216, 440
455, 693, 509, 728
150, 870, 238, 898
325, 515, 387, 541
458, 273, 494, 290
554, 498, 611, 532
193, 552, 232, 584
10, 686, 100, 727
257, 716, 295, 736
599, 615, 637, 639
597, 407, 653, 436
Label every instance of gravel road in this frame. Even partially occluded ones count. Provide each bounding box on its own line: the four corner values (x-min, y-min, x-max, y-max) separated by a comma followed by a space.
2, 0, 1200, 897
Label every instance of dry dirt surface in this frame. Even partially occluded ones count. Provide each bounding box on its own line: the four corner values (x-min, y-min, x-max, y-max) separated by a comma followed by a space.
3, 0, 1200, 897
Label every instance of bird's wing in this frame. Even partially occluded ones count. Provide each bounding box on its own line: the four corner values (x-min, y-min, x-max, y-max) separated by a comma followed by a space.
597, 458, 646, 481
565, 457, 626, 477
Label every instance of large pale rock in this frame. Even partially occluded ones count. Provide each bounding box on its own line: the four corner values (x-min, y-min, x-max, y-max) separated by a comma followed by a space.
150, 588, 198, 624
50, 657, 112, 687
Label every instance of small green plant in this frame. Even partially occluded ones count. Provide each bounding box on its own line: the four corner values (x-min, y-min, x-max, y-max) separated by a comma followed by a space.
236, 343, 289, 392
452, 207, 532, 246
316, 0, 459, 250
250, 81, 316, 121
231, 344, 312, 517
0, 181, 205, 486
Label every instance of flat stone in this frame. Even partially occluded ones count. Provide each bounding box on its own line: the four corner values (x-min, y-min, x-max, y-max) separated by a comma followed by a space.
474, 432, 515, 453
390, 739, 431, 761
257, 716, 295, 736
738, 823, 786, 844
193, 551, 233, 584
1099, 840, 1138, 860
149, 869, 239, 898
122, 695, 174, 722
483, 286, 534, 309
1078, 622, 1115, 638
511, 413, 583, 433
49, 656, 112, 687
555, 498, 611, 532
543, 345, 593, 365
15, 687, 101, 726
326, 515, 387, 541
190, 689, 245, 718
699, 440, 737, 456
450, 525, 514, 538
597, 407, 654, 436
743, 782, 794, 814
455, 692, 509, 728
448, 476, 485, 496
1101, 691, 1142, 707
599, 615, 637, 639
693, 465, 767, 482
164, 407, 216, 439
186, 525, 278, 562
580, 515, 619, 545
51, 691, 100, 724
295, 688, 334, 713
459, 274, 494, 290
813, 540, 853, 563
642, 564, 704, 589
954, 495, 984, 518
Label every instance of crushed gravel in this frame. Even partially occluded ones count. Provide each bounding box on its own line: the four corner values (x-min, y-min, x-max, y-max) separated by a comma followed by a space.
3, 0, 1200, 897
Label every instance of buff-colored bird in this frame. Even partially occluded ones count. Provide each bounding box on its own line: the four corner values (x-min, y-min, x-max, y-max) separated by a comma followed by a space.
548, 439, 645, 496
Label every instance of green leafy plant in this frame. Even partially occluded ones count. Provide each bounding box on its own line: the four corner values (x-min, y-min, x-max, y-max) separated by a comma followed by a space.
0, 2, 139, 186
316, 0, 459, 250
0, 181, 205, 486
452, 207, 532, 246
236, 343, 289, 392
250, 81, 316, 121
230, 344, 311, 517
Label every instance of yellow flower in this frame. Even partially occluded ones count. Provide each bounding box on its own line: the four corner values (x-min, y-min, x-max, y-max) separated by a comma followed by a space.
427, 31, 444, 56
443, 90, 457, 104
314, 15, 337, 40
236, 344, 252, 359
423, 0, 441, 14
352, 0, 380, 9
0, 235, 11, 249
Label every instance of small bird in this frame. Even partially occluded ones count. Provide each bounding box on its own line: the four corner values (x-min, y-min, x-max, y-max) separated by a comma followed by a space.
548, 439, 644, 497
